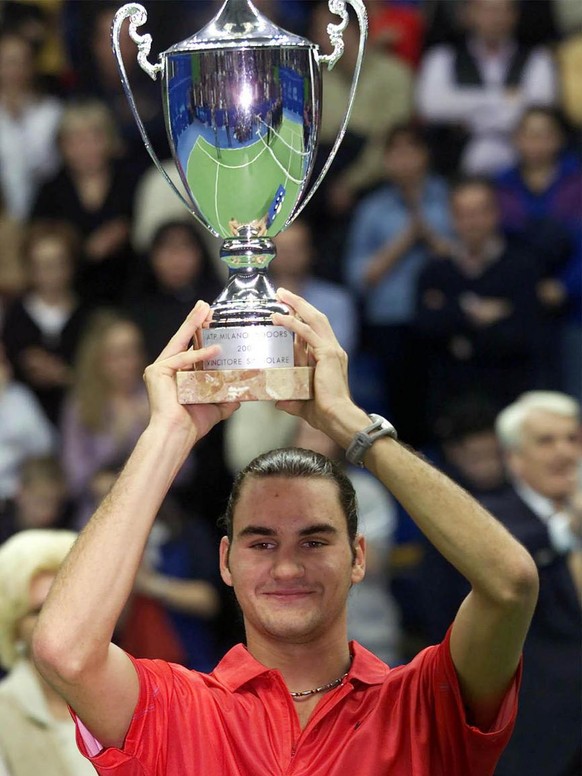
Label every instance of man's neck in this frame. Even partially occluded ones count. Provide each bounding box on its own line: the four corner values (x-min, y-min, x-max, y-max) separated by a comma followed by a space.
455, 235, 504, 277
245, 629, 352, 695
473, 35, 512, 57
514, 478, 568, 516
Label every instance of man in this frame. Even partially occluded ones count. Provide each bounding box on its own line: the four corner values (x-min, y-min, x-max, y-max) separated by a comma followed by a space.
416, 177, 539, 419
32, 291, 538, 775
416, 0, 557, 176
484, 391, 582, 776
344, 123, 452, 444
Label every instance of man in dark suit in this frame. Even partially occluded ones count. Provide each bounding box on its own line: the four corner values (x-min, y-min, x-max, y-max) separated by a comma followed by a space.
486, 391, 581, 776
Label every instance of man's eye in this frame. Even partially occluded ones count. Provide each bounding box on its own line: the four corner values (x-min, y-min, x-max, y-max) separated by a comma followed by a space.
303, 540, 326, 549
251, 542, 274, 550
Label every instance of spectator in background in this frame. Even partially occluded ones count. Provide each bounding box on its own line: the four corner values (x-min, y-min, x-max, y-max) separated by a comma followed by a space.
0, 455, 71, 546
83, 464, 222, 673
60, 311, 149, 527
484, 392, 582, 776
0, 0, 72, 94
495, 106, 582, 394
416, 0, 557, 177
124, 494, 222, 673
272, 219, 358, 358
69, 2, 169, 175
344, 124, 452, 445
496, 106, 580, 277
31, 99, 138, 306
306, 0, 414, 280
131, 161, 222, 263
2, 220, 89, 426
0, 529, 95, 776
416, 177, 539, 424
0, 31, 62, 220
0, 344, 55, 507
129, 220, 223, 362
414, 397, 582, 776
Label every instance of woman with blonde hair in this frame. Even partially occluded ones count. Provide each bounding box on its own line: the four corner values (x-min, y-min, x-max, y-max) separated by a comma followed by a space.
0, 529, 95, 776
30, 98, 139, 305
60, 309, 149, 527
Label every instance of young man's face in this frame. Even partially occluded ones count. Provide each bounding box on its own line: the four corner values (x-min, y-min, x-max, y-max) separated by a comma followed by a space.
220, 476, 365, 648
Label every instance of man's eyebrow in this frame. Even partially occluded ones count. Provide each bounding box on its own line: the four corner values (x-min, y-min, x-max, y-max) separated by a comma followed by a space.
236, 523, 339, 539
237, 525, 277, 538
298, 524, 338, 537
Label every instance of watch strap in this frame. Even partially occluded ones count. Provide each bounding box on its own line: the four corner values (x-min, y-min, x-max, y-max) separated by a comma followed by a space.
345, 413, 398, 467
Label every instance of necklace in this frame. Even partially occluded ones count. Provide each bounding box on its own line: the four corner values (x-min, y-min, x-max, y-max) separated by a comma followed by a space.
289, 661, 352, 699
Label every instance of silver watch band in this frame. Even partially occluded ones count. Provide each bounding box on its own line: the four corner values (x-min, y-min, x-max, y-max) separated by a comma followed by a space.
345, 413, 398, 467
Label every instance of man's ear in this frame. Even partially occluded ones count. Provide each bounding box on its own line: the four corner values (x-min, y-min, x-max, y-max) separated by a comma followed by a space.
219, 536, 233, 587
351, 534, 366, 585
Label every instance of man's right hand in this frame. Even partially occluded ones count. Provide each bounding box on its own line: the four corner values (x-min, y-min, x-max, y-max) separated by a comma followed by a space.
271, 289, 369, 449
143, 300, 240, 445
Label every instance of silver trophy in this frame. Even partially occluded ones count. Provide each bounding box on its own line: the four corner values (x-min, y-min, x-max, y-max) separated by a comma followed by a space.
113, 0, 367, 402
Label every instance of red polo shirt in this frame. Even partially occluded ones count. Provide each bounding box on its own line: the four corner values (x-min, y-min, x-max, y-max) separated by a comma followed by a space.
74, 628, 520, 775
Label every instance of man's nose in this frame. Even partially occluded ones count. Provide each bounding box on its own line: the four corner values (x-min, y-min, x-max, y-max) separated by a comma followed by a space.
271, 549, 305, 580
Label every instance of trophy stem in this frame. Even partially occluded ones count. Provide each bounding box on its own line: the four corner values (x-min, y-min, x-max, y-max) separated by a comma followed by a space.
219, 236, 275, 270
210, 264, 288, 328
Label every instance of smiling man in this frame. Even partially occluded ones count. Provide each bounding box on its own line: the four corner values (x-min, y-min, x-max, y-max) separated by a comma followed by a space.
32, 290, 538, 775
482, 392, 582, 776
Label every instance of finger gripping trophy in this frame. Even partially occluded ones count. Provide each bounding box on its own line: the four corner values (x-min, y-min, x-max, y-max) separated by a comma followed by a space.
112, 0, 367, 402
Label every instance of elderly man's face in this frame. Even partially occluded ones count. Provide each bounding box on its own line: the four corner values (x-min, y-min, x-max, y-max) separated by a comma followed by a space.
508, 410, 581, 503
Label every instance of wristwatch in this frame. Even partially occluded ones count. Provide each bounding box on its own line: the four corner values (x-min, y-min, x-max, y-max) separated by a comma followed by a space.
345, 414, 398, 467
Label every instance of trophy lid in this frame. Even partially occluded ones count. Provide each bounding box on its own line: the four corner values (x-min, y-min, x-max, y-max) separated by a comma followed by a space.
164, 0, 316, 53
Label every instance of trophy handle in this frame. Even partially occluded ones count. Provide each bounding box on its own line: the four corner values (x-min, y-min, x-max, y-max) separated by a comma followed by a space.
291, 0, 368, 222
111, 4, 202, 223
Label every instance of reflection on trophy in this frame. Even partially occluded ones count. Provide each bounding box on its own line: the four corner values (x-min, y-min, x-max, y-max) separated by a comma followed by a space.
112, 0, 367, 402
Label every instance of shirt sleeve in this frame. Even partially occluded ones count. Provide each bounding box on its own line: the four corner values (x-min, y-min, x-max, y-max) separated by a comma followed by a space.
424, 626, 521, 773
72, 655, 176, 774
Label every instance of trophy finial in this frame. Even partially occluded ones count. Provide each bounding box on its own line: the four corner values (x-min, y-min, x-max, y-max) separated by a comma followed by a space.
112, 3, 162, 81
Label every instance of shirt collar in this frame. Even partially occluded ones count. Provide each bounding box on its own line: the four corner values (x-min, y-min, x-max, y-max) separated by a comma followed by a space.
452, 235, 505, 277
212, 641, 389, 693
514, 480, 555, 523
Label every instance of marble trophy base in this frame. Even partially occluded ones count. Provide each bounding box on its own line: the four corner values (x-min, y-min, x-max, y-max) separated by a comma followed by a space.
176, 322, 313, 403
176, 366, 314, 403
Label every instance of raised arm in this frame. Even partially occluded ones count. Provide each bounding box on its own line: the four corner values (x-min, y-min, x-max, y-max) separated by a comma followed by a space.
274, 288, 539, 730
33, 301, 239, 748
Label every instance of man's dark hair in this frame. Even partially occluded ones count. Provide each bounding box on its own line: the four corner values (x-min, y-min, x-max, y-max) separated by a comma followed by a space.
384, 122, 429, 153
434, 394, 499, 445
219, 447, 359, 551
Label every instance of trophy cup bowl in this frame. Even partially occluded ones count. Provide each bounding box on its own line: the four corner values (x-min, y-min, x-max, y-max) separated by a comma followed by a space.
112, 0, 367, 402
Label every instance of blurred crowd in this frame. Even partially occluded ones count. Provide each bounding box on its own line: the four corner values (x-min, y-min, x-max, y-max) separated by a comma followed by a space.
0, 1, 580, 775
